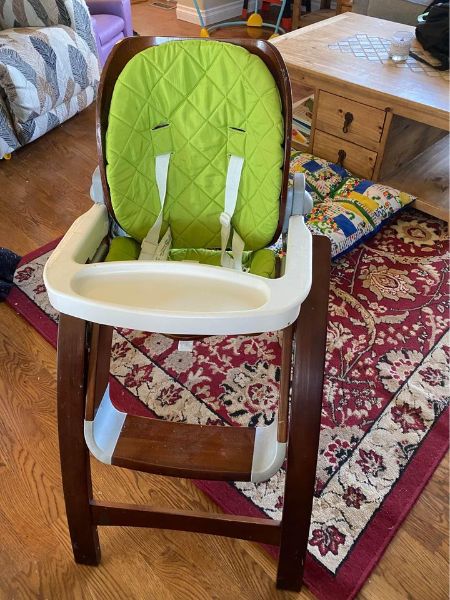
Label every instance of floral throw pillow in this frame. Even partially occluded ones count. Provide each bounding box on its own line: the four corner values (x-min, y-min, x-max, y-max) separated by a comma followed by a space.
288, 154, 416, 259
290, 151, 349, 205
305, 200, 382, 259
333, 178, 415, 224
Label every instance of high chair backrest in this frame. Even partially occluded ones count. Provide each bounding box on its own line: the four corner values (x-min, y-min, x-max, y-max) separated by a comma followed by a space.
97, 37, 292, 252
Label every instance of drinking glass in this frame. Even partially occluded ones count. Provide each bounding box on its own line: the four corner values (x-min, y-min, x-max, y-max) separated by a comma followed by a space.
389, 31, 414, 63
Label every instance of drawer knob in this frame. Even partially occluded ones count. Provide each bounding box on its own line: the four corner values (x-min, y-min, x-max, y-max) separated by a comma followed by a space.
337, 149, 347, 167
343, 112, 354, 133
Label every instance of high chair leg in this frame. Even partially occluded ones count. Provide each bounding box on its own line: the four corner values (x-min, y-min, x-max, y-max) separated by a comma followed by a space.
277, 324, 294, 443
57, 315, 101, 565
276, 235, 331, 591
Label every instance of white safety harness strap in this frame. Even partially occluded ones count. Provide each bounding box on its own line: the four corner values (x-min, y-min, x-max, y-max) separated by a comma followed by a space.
140, 124, 172, 261
139, 124, 246, 269
220, 154, 245, 270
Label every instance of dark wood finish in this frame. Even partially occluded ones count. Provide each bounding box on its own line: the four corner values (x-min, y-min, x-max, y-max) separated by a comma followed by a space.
85, 324, 100, 421
96, 36, 292, 248
57, 314, 101, 565
276, 236, 331, 591
95, 325, 113, 411
86, 324, 113, 421
112, 415, 255, 480
278, 324, 294, 443
91, 501, 281, 545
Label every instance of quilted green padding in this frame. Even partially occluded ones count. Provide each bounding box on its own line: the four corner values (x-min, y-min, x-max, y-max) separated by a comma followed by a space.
105, 236, 141, 261
106, 39, 284, 251
105, 237, 277, 278
247, 248, 277, 279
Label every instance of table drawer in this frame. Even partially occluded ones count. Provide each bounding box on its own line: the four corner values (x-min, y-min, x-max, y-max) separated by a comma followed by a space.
316, 91, 386, 151
313, 130, 377, 179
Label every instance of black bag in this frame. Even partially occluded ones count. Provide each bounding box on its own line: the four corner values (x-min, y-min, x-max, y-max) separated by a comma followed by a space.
412, 0, 449, 70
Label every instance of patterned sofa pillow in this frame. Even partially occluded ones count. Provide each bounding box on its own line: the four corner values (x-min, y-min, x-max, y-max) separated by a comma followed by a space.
287, 154, 416, 259
290, 151, 350, 205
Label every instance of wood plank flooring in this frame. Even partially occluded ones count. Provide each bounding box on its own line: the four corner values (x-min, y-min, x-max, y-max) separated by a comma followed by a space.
0, 7, 448, 597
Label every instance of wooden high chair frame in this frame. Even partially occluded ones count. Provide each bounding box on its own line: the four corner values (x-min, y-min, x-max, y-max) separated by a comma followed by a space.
55, 37, 331, 592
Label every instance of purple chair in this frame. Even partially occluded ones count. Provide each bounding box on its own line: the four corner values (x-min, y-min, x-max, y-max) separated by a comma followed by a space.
87, 0, 133, 66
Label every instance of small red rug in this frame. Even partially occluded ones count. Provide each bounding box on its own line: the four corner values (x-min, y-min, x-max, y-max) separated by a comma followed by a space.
6, 209, 449, 600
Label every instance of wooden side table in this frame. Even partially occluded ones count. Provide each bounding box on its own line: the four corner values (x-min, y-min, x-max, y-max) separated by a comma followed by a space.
272, 13, 449, 221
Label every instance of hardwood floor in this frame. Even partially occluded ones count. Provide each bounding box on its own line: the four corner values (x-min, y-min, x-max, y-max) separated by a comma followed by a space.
0, 8, 448, 598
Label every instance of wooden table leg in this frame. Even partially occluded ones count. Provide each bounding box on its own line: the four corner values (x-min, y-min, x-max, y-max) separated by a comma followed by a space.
336, 0, 353, 13
57, 314, 101, 565
276, 235, 331, 591
292, 0, 301, 30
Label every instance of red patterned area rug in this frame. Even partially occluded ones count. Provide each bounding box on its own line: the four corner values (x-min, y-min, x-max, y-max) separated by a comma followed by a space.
6, 209, 449, 600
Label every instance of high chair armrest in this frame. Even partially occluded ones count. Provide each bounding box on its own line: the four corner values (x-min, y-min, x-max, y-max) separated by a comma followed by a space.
48, 203, 110, 265
44, 208, 312, 336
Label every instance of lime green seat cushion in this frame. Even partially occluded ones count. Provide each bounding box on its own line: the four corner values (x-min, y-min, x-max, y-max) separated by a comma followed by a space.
106, 39, 284, 251
105, 237, 277, 279
105, 236, 142, 262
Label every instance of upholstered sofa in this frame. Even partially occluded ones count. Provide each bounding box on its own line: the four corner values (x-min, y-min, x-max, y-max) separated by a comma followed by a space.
0, 0, 100, 158
87, 0, 133, 66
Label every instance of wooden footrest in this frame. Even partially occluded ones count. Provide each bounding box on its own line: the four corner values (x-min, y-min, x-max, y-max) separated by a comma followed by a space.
85, 388, 284, 483
112, 415, 256, 480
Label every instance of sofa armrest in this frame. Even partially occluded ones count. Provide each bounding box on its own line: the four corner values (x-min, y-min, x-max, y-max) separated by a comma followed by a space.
86, 0, 133, 36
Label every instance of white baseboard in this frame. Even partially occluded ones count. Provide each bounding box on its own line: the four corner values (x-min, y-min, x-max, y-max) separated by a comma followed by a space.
176, 0, 243, 25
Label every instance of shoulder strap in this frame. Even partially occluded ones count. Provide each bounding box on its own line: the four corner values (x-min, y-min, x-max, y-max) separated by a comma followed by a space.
220, 154, 245, 269
220, 127, 246, 270
139, 125, 173, 260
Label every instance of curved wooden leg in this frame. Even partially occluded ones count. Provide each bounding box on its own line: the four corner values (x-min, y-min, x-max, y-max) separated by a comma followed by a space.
57, 314, 101, 565
278, 324, 294, 443
276, 235, 331, 591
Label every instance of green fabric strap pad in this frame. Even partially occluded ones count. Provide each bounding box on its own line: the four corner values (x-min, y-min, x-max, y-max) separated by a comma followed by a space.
151, 123, 172, 155
106, 40, 284, 250
106, 236, 276, 278
228, 127, 246, 158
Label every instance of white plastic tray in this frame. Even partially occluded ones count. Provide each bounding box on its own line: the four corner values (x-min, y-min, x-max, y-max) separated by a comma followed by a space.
44, 204, 312, 335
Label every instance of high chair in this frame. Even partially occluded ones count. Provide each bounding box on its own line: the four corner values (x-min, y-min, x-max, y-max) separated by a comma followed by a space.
44, 36, 331, 592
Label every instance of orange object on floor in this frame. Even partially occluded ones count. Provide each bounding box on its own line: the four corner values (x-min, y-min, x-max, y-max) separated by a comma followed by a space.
281, 16, 292, 31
